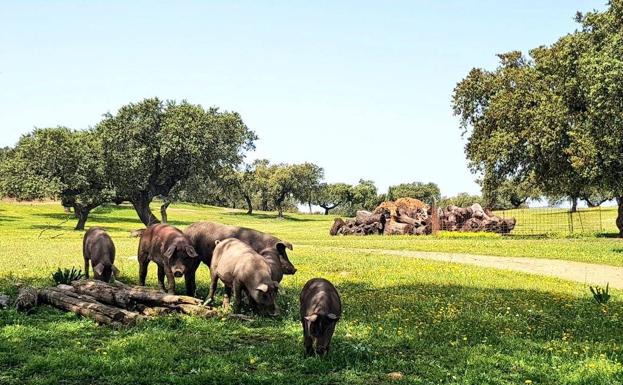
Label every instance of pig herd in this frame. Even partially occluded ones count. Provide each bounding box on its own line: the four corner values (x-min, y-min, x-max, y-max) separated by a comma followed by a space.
81, 221, 341, 356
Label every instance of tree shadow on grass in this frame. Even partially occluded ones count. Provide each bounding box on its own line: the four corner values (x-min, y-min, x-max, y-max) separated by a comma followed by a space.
596, 232, 622, 239
33, 212, 143, 225
1, 278, 622, 384
225, 211, 316, 222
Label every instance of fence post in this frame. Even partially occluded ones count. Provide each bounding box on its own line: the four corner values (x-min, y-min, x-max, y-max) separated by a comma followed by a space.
431, 199, 440, 235
567, 209, 574, 235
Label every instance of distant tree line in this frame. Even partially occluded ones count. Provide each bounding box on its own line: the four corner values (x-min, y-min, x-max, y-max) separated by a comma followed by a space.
453, 2, 623, 234
0, 98, 461, 229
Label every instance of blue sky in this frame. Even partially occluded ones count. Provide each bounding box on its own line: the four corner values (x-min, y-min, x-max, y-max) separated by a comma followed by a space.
0, 1, 606, 197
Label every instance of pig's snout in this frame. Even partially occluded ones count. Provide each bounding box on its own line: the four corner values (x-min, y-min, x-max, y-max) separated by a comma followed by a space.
283, 264, 297, 274
173, 271, 183, 278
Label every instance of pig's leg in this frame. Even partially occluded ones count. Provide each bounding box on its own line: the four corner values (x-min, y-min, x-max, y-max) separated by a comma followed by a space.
138, 255, 149, 286
157, 265, 166, 291
84, 258, 90, 279
302, 321, 314, 356
205, 270, 219, 305
222, 286, 231, 308
185, 268, 196, 297
232, 279, 242, 313
164, 266, 176, 294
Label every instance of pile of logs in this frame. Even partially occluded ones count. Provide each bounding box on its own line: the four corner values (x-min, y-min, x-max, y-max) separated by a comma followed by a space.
330, 198, 432, 236
440, 203, 516, 234
330, 198, 516, 236
36, 279, 216, 325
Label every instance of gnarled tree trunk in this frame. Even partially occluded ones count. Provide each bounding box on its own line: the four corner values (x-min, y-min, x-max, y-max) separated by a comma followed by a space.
160, 199, 171, 223
244, 194, 253, 215
74, 204, 97, 230
570, 197, 578, 213
74, 208, 90, 230
132, 192, 160, 226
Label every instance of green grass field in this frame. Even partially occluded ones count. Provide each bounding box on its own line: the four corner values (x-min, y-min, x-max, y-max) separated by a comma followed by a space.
1, 201, 623, 384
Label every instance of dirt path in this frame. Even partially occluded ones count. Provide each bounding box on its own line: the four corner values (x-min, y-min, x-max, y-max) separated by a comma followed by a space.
323, 247, 623, 289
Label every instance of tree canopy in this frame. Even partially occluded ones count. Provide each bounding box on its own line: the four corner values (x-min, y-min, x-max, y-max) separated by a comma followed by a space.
387, 182, 441, 205
97, 98, 256, 225
453, 1, 623, 234
0, 127, 111, 229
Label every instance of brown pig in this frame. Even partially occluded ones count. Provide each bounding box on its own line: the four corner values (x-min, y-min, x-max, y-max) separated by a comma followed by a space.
83, 227, 119, 282
137, 224, 199, 294
300, 278, 342, 356
184, 221, 296, 275
207, 238, 279, 314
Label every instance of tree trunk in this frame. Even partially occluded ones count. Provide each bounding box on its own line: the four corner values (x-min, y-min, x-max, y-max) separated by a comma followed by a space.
308, 201, 312, 214
617, 197, 623, 237
277, 205, 284, 218
74, 206, 91, 230
244, 195, 253, 215
320, 203, 337, 215
132, 193, 160, 226
160, 200, 171, 223
570, 197, 578, 213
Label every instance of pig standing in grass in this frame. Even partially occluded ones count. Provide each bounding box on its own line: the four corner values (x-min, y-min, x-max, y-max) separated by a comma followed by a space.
83, 227, 119, 282
300, 278, 342, 356
207, 238, 279, 314
184, 221, 297, 276
138, 224, 199, 294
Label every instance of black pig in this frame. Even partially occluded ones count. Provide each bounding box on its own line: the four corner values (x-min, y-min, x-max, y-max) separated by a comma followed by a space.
300, 278, 342, 356
83, 227, 119, 282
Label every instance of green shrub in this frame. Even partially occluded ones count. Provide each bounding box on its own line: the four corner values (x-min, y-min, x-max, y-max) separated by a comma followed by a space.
590, 283, 610, 305
51, 267, 83, 285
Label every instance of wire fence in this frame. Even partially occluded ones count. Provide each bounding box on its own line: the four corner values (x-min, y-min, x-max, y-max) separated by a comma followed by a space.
493, 204, 619, 236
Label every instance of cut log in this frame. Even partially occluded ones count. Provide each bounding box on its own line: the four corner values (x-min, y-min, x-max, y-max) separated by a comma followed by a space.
38, 287, 142, 325
71, 280, 137, 310
384, 221, 414, 235
136, 304, 173, 317
355, 210, 385, 226
174, 303, 218, 317
15, 287, 38, 313
130, 229, 146, 238
110, 281, 203, 306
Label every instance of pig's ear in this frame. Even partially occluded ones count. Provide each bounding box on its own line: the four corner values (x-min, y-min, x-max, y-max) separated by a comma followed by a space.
185, 246, 198, 258
277, 241, 293, 251
112, 265, 121, 277
327, 313, 339, 320
256, 283, 269, 293
304, 314, 318, 322
164, 245, 176, 259
93, 263, 105, 276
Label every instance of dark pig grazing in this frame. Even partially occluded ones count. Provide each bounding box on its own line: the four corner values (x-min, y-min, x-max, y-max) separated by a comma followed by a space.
260, 247, 284, 283
184, 221, 296, 275
83, 227, 119, 282
300, 278, 342, 356
207, 238, 279, 314
137, 224, 199, 294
